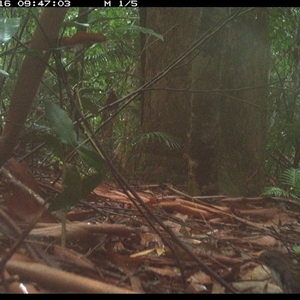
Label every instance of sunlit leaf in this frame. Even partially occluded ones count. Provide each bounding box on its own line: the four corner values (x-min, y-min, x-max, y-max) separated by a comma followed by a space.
0, 18, 20, 43
293, 245, 300, 253
0, 69, 9, 77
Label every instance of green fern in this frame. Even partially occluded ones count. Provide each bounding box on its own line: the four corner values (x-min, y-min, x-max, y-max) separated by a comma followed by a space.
261, 186, 291, 198
84, 48, 133, 69
132, 131, 181, 151
262, 168, 300, 200
280, 168, 300, 192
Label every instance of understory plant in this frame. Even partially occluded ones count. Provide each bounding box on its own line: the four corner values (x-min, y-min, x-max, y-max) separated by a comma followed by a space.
262, 168, 300, 200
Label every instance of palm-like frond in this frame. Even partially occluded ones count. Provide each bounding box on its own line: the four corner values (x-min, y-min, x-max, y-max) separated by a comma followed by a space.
262, 168, 300, 200
280, 168, 300, 190
84, 47, 134, 69
132, 131, 181, 151
261, 186, 291, 198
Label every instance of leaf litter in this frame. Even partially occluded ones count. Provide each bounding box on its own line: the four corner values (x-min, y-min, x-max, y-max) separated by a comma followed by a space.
1, 158, 300, 293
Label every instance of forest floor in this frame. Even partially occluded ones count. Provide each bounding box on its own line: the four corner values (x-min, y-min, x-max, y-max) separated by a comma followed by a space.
0, 157, 299, 293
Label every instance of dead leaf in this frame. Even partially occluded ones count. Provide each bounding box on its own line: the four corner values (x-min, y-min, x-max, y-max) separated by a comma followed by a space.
187, 271, 212, 285
61, 31, 106, 52
232, 280, 282, 294
146, 266, 181, 277
130, 248, 156, 258
211, 281, 225, 294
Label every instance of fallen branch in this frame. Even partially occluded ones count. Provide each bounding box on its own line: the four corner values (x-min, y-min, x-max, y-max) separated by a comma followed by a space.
6, 259, 137, 293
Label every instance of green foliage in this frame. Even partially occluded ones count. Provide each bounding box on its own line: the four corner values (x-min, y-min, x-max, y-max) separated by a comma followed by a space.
1, 7, 180, 196
44, 102, 77, 147
48, 163, 104, 212
132, 131, 181, 152
266, 8, 300, 180
292, 245, 300, 253
280, 167, 300, 190
81, 173, 105, 198
0, 69, 8, 78
262, 168, 300, 200
0, 18, 20, 43
44, 101, 106, 211
261, 186, 290, 198
77, 145, 105, 173
42, 132, 64, 160
49, 164, 82, 212
0, 17, 20, 79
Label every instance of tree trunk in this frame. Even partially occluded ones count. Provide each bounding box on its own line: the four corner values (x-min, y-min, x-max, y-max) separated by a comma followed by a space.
139, 8, 199, 183
188, 8, 224, 195
139, 8, 270, 195
218, 8, 270, 196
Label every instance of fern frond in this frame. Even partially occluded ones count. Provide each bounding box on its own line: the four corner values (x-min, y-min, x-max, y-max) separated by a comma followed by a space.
280, 168, 300, 192
84, 47, 133, 66
132, 131, 181, 151
261, 186, 290, 198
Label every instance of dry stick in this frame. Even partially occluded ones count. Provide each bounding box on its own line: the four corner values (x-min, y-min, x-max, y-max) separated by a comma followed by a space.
166, 184, 225, 203
0, 167, 53, 291
5, 259, 136, 293
0, 209, 41, 263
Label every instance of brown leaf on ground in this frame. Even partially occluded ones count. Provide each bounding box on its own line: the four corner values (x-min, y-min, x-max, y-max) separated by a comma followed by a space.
2, 164, 300, 293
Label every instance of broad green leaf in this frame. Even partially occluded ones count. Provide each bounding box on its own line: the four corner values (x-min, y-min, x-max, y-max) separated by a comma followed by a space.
81, 173, 104, 198
49, 165, 82, 212
44, 102, 77, 147
77, 145, 105, 173
0, 69, 9, 78
0, 18, 20, 43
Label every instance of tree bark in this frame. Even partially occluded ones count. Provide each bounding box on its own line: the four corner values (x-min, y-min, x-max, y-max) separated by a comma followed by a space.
218, 8, 270, 196
139, 8, 270, 195
139, 8, 199, 183
187, 8, 224, 195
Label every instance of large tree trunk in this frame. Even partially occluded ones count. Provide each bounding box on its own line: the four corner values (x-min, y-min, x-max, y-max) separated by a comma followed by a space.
218, 8, 270, 196
188, 8, 224, 195
0, 8, 68, 167
139, 8, 199, 183
138, 8, 269, 195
